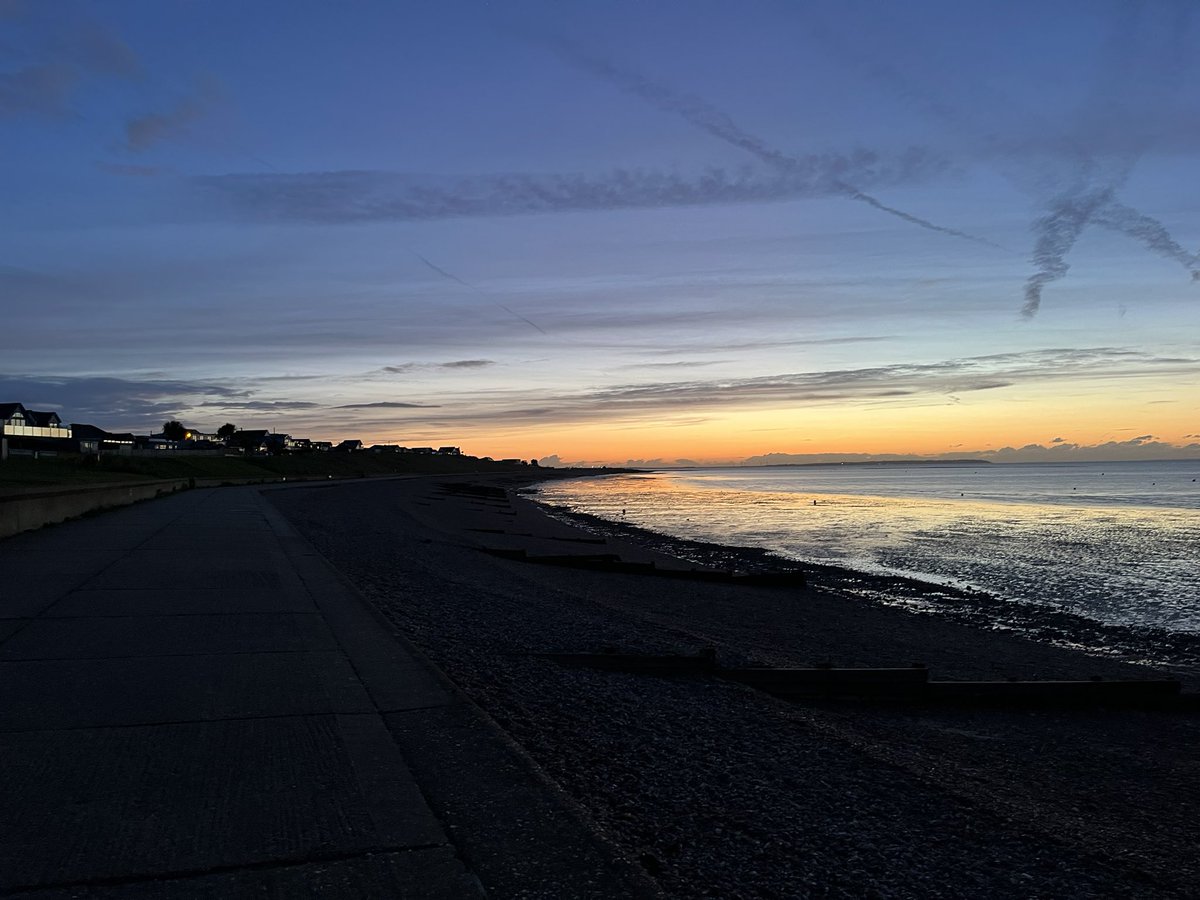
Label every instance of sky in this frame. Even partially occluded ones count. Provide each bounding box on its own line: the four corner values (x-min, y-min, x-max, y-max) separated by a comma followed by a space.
2, 0, 1198, 466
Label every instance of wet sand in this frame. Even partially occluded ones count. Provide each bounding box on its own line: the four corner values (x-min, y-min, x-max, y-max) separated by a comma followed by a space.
267, 473, 1200, 899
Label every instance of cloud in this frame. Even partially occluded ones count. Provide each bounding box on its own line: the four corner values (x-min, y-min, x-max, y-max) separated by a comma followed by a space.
63, 22, 141, 78
1051, 436, 1065, 443
1093, 200, 1200, 280
95, 161, 167, 177
808, 3, 1199, 315
542, 35, 994, 247
0, 18, 140, 120
572, 348, 1145, 414
1020, 186, 1198, 319
193, 150, 949, 224
616, 360, 729, 370
630, 336, 892, 357
125, 76, 220, 152
365, 347, 1197, 433
1022, 188, 1115, 317
334, 400, 442, 409
538, 454, 564, 467
0, 63, 76, 117
975, 439, 1199, 463
740, 438, 1200, 466
380, 360, 496, 374
197, 399, 320, 411
0, 374, 242, 429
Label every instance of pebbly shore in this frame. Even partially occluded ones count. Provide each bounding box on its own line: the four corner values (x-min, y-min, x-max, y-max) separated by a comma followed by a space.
266, 473, 1200, 899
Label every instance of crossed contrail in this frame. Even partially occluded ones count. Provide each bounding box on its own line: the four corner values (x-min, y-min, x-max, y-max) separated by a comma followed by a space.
804, 2, 1197, 317
547, 37, 1000, 250
1018, 2, 1197, 316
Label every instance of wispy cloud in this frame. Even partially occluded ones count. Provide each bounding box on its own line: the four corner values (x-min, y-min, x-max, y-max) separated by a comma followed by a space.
125, 75, 220, 152
0, 374, 242, 428
197, 399, 320, 411
358, 347, 1199, 429
0, 63, 76, 117
95, 161, 166, 177
60, 22, 141, 78
379, 360, 496, 374
0, 16, 139, 119
628, 336, 892, 357
616, 360, 730, 370
335, 400, 442, 409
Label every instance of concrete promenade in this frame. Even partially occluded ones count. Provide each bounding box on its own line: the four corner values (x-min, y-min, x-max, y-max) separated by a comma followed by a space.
0, 485, 655, 898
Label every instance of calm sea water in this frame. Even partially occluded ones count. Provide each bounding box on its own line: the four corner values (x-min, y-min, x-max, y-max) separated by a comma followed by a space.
535, 461, 1200, 634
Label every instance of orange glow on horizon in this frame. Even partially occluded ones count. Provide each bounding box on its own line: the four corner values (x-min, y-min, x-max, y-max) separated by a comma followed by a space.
353, 392, 1199, 464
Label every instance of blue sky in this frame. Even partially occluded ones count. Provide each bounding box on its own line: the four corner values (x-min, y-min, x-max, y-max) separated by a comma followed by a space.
2, 0, 1198, 464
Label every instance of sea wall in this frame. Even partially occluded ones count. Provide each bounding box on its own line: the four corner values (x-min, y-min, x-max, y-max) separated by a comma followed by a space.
0, 480, 190, 539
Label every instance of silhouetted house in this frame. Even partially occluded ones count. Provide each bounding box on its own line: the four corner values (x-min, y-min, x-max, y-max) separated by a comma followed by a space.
437, 446, 461, 456
71, 424, 135, 456
409, 446, 434, 455
2, 403, 71, 439
28, 409, 66, 430
1, 402, 73, 458
146, 432, 183, 451
231, 430, 271, 454
262, 433, 292, 455
370, 444, 402, 453
498, 458, 526, 466
311, 441, 333, 452
335, 439, 363, 452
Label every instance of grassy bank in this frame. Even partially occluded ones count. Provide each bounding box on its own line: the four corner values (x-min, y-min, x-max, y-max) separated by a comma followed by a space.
0, 451, 547, 491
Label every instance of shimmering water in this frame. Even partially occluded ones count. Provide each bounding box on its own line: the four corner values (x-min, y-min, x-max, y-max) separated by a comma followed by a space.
535, 461, 1200, 633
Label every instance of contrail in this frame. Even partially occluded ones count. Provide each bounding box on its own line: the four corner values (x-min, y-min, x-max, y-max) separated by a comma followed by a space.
1022, 188, 1115, 318
414, 253, 548, 335
198, 158, 950, 224
832, 180, 1004, 250
548, 38, 998, 249
1093, 201, 1200, 280
805, 1, 1198, 315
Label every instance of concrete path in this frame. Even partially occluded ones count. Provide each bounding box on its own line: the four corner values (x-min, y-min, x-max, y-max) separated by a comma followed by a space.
0, 486, 655, 898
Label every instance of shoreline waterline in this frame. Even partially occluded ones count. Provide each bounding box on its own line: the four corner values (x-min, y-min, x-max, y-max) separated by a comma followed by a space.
531, 461, 1200, 672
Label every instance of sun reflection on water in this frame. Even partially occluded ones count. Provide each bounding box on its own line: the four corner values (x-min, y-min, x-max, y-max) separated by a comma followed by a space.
536, 466, 1200, 633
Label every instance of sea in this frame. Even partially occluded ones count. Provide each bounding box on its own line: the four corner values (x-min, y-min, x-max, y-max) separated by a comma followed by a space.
533, 460, 1200, 646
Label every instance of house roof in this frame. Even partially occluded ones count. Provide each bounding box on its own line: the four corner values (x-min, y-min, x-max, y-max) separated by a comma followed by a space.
0, 402, 27, 419
72, 424, 136, 443
71, 423, 109, 440
26, 410, 62, 427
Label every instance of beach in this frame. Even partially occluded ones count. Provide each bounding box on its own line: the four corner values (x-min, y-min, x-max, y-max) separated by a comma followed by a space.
267, 473, 1200, 899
